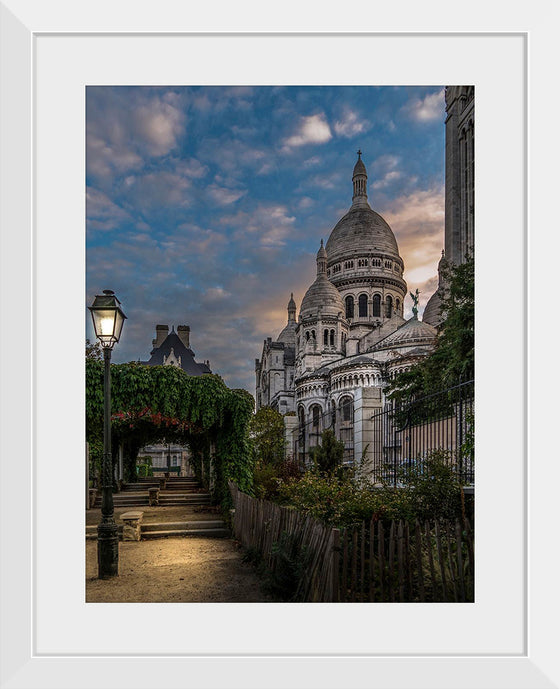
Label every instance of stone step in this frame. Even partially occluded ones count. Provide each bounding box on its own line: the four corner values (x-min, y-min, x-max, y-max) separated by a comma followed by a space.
158, 494, 210, 501
135, 478, 198, 483
86, 522, 229, 540
121, 484, 201, 492
141, 520, 225, 532
94, 494, 211, 507
141, 528, 229, 539
156, 499, 211, 507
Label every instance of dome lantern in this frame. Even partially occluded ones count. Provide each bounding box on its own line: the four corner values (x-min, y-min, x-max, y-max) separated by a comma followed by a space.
352, 149, 369, 209
287, 292, 296, 322
316, 239, 327, 275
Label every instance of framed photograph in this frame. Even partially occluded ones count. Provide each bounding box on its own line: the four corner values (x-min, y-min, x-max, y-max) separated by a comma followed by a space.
1, 1, 556, 687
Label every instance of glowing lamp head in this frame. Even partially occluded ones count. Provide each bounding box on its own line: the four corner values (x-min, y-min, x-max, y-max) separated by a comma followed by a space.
89, 290, 127, 350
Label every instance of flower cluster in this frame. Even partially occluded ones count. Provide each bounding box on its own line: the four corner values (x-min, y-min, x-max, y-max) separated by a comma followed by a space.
112, 407, 195, 433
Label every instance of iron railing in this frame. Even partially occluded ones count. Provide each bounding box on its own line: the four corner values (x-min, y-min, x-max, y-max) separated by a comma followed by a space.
289, 380, 474, 484
371, 380, 474, 486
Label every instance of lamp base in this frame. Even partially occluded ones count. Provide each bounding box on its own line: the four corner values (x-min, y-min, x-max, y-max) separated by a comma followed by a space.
97, 522, 119, 578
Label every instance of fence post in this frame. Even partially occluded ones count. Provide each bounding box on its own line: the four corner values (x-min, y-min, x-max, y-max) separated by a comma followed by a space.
332, 528, 340, 602
458, 382, 464, 481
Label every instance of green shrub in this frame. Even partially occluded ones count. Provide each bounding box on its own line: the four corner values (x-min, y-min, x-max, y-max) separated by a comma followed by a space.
253, 457, 304, 500
264, 531, 310, 601
277, 452, 464, 527
309, 429, 345, 475
398, 450, 463, 521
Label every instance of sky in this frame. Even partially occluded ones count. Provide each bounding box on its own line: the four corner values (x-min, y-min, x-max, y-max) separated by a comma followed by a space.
86, 85, 446, 395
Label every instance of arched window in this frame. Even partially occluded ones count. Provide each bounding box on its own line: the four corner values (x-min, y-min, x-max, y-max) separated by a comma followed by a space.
340, 396, 353, 422
396, 298, 400, 314
306, 331, 310, 341
330, 329, 335, 346
311, 404, 321, 429
386, 295, 393, 318
324, 329, 329, 346
372, 294, 381, 317
345, 295, 354, 319
311, 330, 316, 340
358, 293, 368, 318
298, 406, 306, 444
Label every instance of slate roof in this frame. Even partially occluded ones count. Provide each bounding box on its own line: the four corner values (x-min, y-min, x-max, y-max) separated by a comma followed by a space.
147, 332, 211, 376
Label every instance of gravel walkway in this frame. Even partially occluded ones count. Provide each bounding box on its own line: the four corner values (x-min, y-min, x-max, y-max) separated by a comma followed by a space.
86, 537, 273, 603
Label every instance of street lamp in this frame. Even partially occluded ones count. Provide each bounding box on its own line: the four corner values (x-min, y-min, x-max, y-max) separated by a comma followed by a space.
88, 289, 126, 578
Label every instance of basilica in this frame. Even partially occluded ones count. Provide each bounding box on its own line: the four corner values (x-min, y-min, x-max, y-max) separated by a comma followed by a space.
255, 152, 438, 464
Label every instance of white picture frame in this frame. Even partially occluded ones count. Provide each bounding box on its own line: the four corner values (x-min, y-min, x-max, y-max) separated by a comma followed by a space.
1, 1, 557, 687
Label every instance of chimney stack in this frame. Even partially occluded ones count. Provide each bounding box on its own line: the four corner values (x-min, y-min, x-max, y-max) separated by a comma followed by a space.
153, 324, 168, 349
177, 325, 190, 348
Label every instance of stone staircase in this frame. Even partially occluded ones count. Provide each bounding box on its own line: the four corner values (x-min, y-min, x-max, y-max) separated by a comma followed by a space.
93, 476, 212, 508
88, 476, 230, 540
86, 519, 229, 540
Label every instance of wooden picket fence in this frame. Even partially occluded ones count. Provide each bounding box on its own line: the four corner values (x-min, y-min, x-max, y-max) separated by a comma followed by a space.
229, 482, 474, 602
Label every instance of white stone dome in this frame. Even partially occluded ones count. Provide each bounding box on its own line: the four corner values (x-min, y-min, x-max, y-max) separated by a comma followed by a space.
422, 289, 443, 326
325, 152, 401, 266
300, 274, 344, 320
372, 316, 436, 351
300, 241, 344, 320
326, 206, 400, 263
277, 320, 297, 344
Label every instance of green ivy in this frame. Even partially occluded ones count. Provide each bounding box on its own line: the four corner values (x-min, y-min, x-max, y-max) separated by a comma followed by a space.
86, 359, 255, 505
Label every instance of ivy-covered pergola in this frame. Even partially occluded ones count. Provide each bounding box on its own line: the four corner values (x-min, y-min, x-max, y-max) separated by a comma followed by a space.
86, 359, 255, 505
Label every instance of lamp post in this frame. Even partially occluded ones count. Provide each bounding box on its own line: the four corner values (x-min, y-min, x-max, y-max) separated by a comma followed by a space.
88, 289, 126, 578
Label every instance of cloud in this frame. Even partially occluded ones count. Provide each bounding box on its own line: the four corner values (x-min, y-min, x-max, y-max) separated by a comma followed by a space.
283, 114, 332, 149
303, 156, 321, 167
132, 100, 185, 156
223, 204, 297, 250
86, 187, 130, 232
402, 89, 445, 122
86, 89, 186, 182
381, 187, 444, 296
372, 171, 401, 190
207, 184, 247, 206
120, 157, 209, 210
200, 138, 268, 178
123, 171, 194, 209
334, 108, 371, 138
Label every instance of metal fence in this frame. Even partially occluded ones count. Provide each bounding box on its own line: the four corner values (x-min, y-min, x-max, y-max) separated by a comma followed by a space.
289, 380, 474, 484
371, 380, 474, 485
291, 402, 354, 468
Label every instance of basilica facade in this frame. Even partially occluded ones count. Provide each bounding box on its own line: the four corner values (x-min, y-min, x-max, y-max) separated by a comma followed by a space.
255, 152, 438, 465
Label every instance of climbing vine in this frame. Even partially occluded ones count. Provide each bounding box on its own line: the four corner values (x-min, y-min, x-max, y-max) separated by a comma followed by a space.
86, 359, 255, 505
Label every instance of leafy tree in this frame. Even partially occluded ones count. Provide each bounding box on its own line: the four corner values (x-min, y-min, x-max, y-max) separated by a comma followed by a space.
249, 406, 286, 467
386, 254, 474, 403
86, 339, 102, 361
310, 429, 345, 475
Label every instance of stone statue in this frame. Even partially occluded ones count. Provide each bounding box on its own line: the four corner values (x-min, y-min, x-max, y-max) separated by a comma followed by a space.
410, 288, 419, 318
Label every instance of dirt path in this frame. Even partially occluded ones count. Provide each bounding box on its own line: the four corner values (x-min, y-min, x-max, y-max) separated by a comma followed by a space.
86, 537, 273, 603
